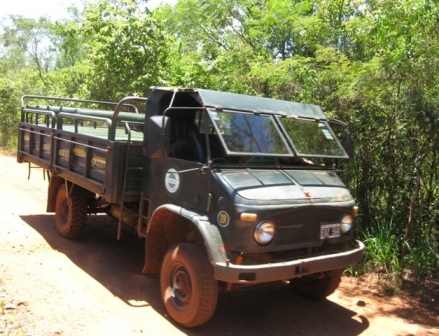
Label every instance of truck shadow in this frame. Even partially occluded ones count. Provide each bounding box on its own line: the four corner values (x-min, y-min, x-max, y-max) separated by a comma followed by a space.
21, 214, 369, 336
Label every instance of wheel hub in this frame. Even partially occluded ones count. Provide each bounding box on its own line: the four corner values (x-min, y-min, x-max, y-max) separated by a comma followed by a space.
172, 267, 191, 306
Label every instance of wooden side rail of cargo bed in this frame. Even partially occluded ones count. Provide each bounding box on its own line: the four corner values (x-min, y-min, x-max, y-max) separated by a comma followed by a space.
21, 109, 57, 127
56, 112, 113, 139
21, 95, 139, 114
20, 95, 148, 142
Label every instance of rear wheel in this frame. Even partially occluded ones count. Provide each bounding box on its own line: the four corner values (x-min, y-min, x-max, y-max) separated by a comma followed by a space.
289, 269, 344, 300
160, 243, 218, 328
54, 184, 87, 239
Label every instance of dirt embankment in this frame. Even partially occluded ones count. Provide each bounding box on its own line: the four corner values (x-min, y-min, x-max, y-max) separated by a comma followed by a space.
0, 153, 438, 336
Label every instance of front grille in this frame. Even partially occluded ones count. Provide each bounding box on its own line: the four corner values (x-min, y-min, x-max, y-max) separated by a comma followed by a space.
272, 207, 351, 248
234, 241, 349, 266
269, 241, 349, 262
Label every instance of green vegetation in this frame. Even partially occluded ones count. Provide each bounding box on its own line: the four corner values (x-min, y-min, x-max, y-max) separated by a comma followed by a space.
1, 0, 438, 284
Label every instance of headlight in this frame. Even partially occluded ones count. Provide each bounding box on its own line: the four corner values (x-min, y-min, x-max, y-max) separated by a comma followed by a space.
340, 214, 353, 233
254, 220, 275, 245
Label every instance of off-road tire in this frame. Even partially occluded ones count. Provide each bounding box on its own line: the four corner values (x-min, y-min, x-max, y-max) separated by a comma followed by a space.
55, 185, 87, 239
289, 268, 344, 300
160, 243, 218, 328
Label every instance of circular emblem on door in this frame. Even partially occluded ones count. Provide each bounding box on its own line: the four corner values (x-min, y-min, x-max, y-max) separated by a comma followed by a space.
165, 168, 180, 193
217, 211, 230, 227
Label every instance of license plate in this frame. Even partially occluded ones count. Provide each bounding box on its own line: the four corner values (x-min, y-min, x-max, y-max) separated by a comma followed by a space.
320, 223, 340, 239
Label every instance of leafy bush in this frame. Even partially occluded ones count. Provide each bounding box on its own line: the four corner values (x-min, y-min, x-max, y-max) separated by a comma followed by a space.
404, 234, 439, 280
0, 78, 20, 147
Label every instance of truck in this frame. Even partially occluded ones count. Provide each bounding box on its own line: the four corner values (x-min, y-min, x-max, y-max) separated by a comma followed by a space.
17, 87, 364, 328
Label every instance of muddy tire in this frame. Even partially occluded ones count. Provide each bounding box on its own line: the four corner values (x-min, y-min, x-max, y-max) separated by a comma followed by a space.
54, 185, 87, 239
289, 269, 344, 300
160, 243, 218, 328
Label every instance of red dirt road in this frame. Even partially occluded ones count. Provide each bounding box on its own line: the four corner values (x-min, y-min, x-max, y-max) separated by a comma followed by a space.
0, 153, 438, 335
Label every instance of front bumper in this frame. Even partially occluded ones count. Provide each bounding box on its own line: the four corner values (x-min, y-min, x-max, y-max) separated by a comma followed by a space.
213, 240, 365, 283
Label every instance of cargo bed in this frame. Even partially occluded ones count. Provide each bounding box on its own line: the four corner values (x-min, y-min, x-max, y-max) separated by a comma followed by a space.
17, 96, 148, 203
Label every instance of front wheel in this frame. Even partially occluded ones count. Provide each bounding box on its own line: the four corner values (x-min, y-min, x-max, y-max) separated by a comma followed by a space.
54, 184, 87, 239
160, 243, 218, 328
289, 269, 344, 300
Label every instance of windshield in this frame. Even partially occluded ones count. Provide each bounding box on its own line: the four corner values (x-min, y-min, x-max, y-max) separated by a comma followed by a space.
207, 109, 291, 155
277, 117, 346, 157
206, 108, 347, 159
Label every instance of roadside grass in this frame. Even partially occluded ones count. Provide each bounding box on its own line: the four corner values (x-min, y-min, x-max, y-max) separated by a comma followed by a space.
361, 216, 402, 276
348, 216, 439, 301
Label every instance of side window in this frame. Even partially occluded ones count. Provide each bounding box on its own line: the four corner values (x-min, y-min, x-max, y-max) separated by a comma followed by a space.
196, 110, 224, 160
196, 109, 214, 135
169, 113, 205, 163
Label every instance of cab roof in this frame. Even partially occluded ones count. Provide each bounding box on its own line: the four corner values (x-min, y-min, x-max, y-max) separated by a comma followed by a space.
149, 87, 326, 120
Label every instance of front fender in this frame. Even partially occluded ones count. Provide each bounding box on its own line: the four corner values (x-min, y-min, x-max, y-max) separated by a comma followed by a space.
143, 204, 227, 273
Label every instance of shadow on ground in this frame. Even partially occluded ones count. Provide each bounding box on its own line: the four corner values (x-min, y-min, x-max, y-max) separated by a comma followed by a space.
21, 214, 369, 336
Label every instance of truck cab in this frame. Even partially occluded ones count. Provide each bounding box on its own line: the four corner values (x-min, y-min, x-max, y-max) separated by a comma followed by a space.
142, 88, 364, 326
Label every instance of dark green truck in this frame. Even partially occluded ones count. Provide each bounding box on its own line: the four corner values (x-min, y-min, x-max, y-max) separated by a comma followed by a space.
17, 87, 364, 327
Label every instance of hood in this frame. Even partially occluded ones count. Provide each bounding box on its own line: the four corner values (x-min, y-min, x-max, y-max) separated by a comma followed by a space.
219, 169, 353, 203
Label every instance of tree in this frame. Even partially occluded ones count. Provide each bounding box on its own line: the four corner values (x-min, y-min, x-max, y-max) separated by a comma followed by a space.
1, 16, 57, 87
80, 0, 170, 100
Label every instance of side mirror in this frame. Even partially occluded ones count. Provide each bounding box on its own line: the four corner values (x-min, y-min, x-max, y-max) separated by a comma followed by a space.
346, 132, 354, 159
148, 116, 170, 159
